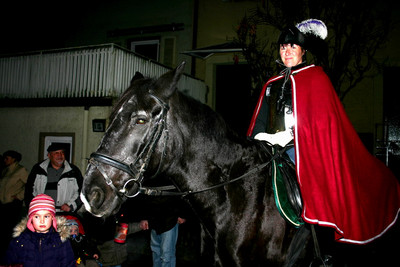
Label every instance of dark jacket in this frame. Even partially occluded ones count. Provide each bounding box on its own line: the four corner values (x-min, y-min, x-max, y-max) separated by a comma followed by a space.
142, 195, 189, 235
249, 62, 306, 138
69, 234, 99, 264
5, 216, 75, 267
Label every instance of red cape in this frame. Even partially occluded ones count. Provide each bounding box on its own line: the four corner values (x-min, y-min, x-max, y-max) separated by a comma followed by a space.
248, 65, 400, 244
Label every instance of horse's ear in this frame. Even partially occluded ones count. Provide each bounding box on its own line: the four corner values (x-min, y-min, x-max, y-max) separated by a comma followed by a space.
154, 61, 186, 99
130, 71, 144, 86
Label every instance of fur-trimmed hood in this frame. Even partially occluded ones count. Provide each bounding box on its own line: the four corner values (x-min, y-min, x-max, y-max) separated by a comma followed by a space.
12, 215, 70, 242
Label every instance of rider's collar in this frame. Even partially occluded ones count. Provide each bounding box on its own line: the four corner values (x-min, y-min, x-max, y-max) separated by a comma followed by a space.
276, 61, 307, 76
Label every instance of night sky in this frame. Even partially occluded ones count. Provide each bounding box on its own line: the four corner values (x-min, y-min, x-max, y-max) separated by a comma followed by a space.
1, 0, 399, 55
0, 1, 97, 54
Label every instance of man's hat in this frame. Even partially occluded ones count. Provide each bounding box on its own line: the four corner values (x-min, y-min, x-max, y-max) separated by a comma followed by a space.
47, 143, 65, 152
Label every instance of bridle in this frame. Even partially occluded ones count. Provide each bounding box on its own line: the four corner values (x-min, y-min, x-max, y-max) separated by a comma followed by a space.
88, 93, 169, 198
87, 92, 288, 200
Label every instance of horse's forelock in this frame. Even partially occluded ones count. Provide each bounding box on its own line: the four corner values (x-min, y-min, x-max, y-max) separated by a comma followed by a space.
112, 64, 185, 122
110, 80, 155, 122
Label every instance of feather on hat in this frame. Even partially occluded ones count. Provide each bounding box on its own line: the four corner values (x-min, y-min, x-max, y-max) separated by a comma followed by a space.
296, 19, 328, 40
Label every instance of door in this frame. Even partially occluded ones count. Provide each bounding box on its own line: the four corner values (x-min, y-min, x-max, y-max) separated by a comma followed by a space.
215, 64, 253, 136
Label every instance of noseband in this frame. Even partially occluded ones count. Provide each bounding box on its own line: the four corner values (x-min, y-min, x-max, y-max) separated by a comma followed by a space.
88, 93, 169, 198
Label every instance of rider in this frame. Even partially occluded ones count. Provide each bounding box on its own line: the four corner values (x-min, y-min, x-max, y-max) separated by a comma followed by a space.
247, 19, 400, 244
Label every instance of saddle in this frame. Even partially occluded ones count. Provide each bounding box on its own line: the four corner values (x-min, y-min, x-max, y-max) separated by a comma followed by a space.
270, 144, 304, 227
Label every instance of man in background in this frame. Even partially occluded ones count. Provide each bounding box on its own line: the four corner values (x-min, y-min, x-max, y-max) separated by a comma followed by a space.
24, 143, 83, 213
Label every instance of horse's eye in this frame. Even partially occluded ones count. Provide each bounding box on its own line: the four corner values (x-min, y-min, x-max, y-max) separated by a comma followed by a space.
136, 118, 146, 125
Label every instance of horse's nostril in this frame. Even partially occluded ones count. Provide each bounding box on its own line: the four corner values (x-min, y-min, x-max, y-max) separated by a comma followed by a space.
89, 187, 105, 209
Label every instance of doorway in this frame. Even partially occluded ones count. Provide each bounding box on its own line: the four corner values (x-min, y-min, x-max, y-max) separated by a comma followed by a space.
215, 64, 253, 136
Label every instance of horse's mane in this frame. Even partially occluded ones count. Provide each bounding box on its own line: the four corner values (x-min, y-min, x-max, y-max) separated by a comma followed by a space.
110, 75, 244, 145
178, 93, 227, 132
172, 89, 247, 146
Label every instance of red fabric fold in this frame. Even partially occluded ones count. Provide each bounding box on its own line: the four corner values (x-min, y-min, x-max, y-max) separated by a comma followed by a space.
248, 65, 400, 244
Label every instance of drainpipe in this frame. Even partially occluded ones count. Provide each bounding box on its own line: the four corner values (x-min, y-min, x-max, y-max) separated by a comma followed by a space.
191, 0, 199, 76
82, 106, 89, 172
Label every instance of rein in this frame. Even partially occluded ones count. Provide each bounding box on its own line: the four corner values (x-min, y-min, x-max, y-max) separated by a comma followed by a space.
90, 136, 290, 198
141, 143, 290, 197
140, 155, 274, 197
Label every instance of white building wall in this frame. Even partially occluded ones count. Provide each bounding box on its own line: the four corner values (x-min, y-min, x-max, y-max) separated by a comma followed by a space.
0, 106, 110, 173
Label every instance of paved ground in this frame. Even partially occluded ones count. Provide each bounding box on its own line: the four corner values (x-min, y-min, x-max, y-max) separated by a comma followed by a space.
121, 220, 399, 267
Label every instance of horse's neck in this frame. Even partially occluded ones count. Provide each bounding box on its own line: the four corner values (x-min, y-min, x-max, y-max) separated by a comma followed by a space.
167, 93, 270, 182
171, 117, 267, 183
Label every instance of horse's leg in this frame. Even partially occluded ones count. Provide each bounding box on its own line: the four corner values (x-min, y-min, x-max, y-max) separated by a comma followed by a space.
199, 225, 221, 266
283, 225, 311, 267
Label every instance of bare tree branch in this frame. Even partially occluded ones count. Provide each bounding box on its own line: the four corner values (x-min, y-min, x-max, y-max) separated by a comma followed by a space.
235, 0, 394, 102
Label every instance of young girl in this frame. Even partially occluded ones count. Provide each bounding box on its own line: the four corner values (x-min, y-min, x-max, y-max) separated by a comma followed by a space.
4, 194, 75, 267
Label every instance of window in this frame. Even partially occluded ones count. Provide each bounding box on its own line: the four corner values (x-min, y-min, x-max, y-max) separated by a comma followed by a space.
130, 39, 160, 61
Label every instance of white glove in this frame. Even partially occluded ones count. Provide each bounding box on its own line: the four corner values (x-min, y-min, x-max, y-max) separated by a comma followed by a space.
254, 106, 295, 147
254, 130, 293, 147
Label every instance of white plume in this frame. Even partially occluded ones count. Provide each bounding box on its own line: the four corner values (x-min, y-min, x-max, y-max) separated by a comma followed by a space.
296, 19, 328, 40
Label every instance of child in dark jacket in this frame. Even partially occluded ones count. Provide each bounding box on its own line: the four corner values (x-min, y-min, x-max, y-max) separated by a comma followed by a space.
4, 194, 75, 267
66, 218, 100, 266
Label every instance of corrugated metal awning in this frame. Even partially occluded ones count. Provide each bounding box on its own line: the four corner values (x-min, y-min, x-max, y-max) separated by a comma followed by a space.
181, 42, 242, 59
0, 44, 208, 103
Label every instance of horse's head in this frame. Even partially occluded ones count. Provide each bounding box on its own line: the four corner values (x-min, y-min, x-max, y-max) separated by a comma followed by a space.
80, 62, 185, 217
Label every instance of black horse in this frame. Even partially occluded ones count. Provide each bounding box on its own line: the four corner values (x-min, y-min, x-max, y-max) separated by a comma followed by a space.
80, 62, 310, 266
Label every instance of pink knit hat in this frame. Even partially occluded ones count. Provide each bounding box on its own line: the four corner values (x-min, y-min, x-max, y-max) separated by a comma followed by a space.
27, 194, 57, 232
